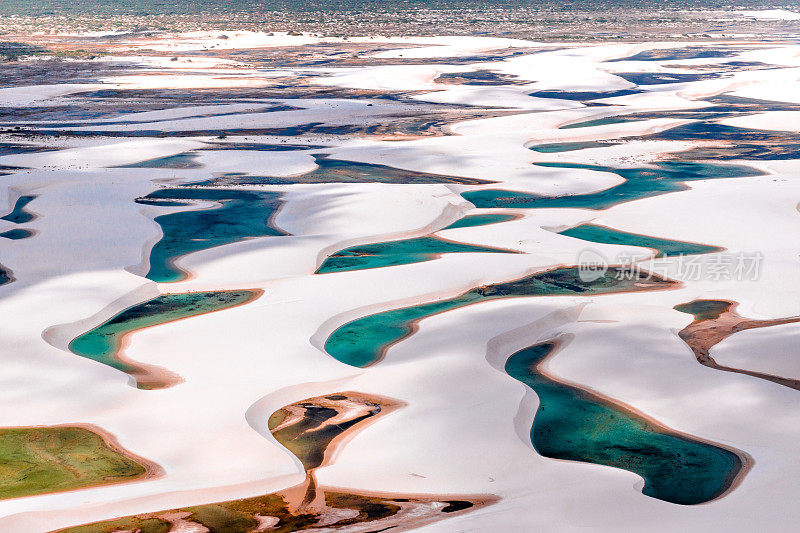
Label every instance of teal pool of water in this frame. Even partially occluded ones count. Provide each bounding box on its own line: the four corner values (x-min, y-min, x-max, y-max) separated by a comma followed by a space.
505, 342, 743, 505
139, 188, 286, 283
324, 267, 674, 367
316, 236, 517, 274
442, 213, 517, 230
119, 153, 202, 169
69, 290, 257, 387
1, 195, 36, 224
462, 161, 761, 210
530, 141, 618, 153
560, 116, 635, 129
559, 224, 721, 257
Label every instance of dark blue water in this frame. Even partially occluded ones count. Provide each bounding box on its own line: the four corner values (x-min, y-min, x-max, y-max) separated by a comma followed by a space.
138, 188, 286, 283
0, 264, 12, 286
0, 229, 34, 240
1, 196, 36, 225
606, 47, 741, 61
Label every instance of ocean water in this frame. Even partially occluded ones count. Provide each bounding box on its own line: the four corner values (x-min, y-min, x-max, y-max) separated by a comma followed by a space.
2, 0, 800, 38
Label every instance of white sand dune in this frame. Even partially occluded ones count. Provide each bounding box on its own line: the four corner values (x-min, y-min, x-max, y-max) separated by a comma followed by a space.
2, 35, 800, 533
0, 84, 101, 107
722, 111, 800, 132
0, 139, 207, 169
710, 322, 800, 379
741, 9, 800, 21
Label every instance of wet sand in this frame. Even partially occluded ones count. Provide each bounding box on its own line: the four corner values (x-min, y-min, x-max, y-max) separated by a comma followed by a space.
675, 300, 800, 391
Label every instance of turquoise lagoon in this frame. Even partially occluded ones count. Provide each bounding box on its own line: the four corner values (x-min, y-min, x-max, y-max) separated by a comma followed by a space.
505, 342, 743, 505
530, 141, 618, 153
317, 236, 518, 274
559, 224, 721, 257
69, 290, 258, 387
138, 188, 286, 283
325, 267, 673, 367
442, 213, 517, 229
463, 162, 761, 211
560, 116, 635, 129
